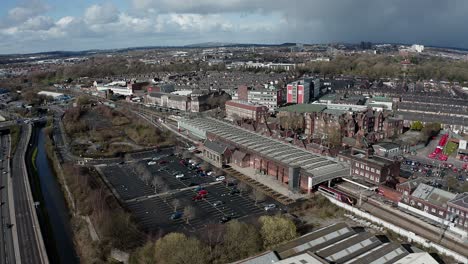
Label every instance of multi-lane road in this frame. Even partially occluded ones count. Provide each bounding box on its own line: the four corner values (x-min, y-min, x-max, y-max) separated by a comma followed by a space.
11, 125, 48, 264
0, 133, 17, 264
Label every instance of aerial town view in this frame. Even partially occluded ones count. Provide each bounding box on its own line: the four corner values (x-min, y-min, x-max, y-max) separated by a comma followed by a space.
0, 1, 468, 264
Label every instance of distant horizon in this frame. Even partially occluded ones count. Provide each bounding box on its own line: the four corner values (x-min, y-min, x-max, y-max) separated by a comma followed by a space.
2, 1, 468, 54
2, 41, 468, 56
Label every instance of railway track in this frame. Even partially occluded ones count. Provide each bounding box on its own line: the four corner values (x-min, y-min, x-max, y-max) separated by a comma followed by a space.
334, 185, 468, 257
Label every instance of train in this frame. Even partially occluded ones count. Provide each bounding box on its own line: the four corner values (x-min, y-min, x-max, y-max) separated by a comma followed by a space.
318, 185, 356, 205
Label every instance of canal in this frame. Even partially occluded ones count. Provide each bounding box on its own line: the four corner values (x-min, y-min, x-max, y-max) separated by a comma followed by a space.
27, 124, 79, 264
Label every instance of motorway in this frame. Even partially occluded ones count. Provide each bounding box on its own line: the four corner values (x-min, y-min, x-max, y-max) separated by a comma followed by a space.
0, 134, 16, 264
11, 125, 48, 264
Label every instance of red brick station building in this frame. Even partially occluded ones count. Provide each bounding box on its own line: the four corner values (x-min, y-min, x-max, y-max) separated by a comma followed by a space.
178, 117, 349, 192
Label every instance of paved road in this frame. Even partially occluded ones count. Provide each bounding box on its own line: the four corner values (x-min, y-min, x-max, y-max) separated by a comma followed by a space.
0, 134, 16, 264
11, 125, 48, 264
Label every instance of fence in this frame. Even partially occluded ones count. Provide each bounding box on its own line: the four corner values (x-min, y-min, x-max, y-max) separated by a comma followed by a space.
323, 195, 468, 263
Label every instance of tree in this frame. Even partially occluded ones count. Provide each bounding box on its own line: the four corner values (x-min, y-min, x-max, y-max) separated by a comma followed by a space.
183, 205, 196, 224
151, 177, 164, 194
251, 189, 266, 205
129, 241, 155, 264
154, 233, 209, 264
259, 215, 297, 249
200, 223, 225, 259
220, 220, 262, 263
410, 121, 424, 131
101, 211, 142, 250
462, 182, 468, 192
171, 199, 181, 212
447, 176, 458, 192
76, 95, 91, 106
237, 182, 251, 196
200, 162, 211, 171
182, 150, 192, 160
160, 184, 170, 202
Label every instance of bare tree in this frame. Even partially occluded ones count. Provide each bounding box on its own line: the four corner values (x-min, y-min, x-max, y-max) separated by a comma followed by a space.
161, 184, 170, 202
152, 177, 164, 193
171, 199, 181, 212
141, 170, 151, 185
251, 189, 266, 205
214, 168, 223, 176
183, 205, 196, 224
237, 182, 251, 196
182, 150, 192, 160
201, 162, 211, 172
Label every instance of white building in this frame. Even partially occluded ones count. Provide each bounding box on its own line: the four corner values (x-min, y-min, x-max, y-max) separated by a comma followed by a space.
38, 91, 70, 101
411, 44, 425, 53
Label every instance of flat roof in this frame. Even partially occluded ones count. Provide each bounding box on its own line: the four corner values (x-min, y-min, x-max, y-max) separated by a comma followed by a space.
411, 183, 456, 207
275, 223, 355, 259
393, 252, 439, 264
316, 233, 383, 263
346, 243, 409, 264
38, 91, 64, 97
275, 252, 327, 264
278, 104, 327, 113
179, 117, 349, 183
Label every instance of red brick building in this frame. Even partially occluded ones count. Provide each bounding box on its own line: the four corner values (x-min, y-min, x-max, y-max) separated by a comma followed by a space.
403, 183, 456, 220
225, 100, 269, 122
338, 148, 400, 185
447, 193, 468, 230
237, 85, 249, 101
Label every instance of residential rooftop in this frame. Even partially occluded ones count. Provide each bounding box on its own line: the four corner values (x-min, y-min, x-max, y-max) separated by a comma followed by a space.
411, 183, 456, 208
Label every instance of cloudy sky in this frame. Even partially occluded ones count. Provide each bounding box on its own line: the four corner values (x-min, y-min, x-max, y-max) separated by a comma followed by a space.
1, 0, 468, 54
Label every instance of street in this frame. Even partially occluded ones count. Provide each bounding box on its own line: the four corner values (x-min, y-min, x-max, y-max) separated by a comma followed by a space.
0, 133, 16, 264
11, 125, 48, 264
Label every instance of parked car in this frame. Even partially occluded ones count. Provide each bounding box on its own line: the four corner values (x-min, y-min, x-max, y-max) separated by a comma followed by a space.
206, 171, 214, 176
159, 160, 167, 165
198, 189, 208, 196
229, 189, 240, 195
219, 216, 231, 223
147, 161, 156, 165
192, 195, 205, 201
170, 212, 183, 220
187, 146, 196, 152
264, 204, 276, 211
215, 176, 226, 181
213, 200, 224, 207
175, 174, 185, 179
223, 180, 237, 187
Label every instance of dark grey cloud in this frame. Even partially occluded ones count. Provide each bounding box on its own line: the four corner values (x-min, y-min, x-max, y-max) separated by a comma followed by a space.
2, 0, 468, 53
132, 0, 468, 48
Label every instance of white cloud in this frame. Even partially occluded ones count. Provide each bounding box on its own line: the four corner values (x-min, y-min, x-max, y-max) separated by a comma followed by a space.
20, 16, 54, 31
84, 3, 119, 25
168, 14, 233, 32
7, 0, 50, 23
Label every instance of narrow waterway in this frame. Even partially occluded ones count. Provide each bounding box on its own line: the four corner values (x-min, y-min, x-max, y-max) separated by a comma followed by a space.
34, 127, 79, 264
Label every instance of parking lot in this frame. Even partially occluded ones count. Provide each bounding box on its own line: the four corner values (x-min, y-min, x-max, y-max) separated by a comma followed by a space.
97, 150, 278, 233
400, 157, 468, 189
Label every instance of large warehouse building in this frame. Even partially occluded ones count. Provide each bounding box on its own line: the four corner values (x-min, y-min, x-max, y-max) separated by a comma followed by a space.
178, 117, 350, 191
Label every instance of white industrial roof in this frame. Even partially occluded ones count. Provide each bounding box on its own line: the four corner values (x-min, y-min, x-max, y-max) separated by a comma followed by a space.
393, 252, 439, 264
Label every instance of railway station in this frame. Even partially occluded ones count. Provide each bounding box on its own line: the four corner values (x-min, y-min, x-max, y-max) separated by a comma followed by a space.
178, 117, 350, 192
